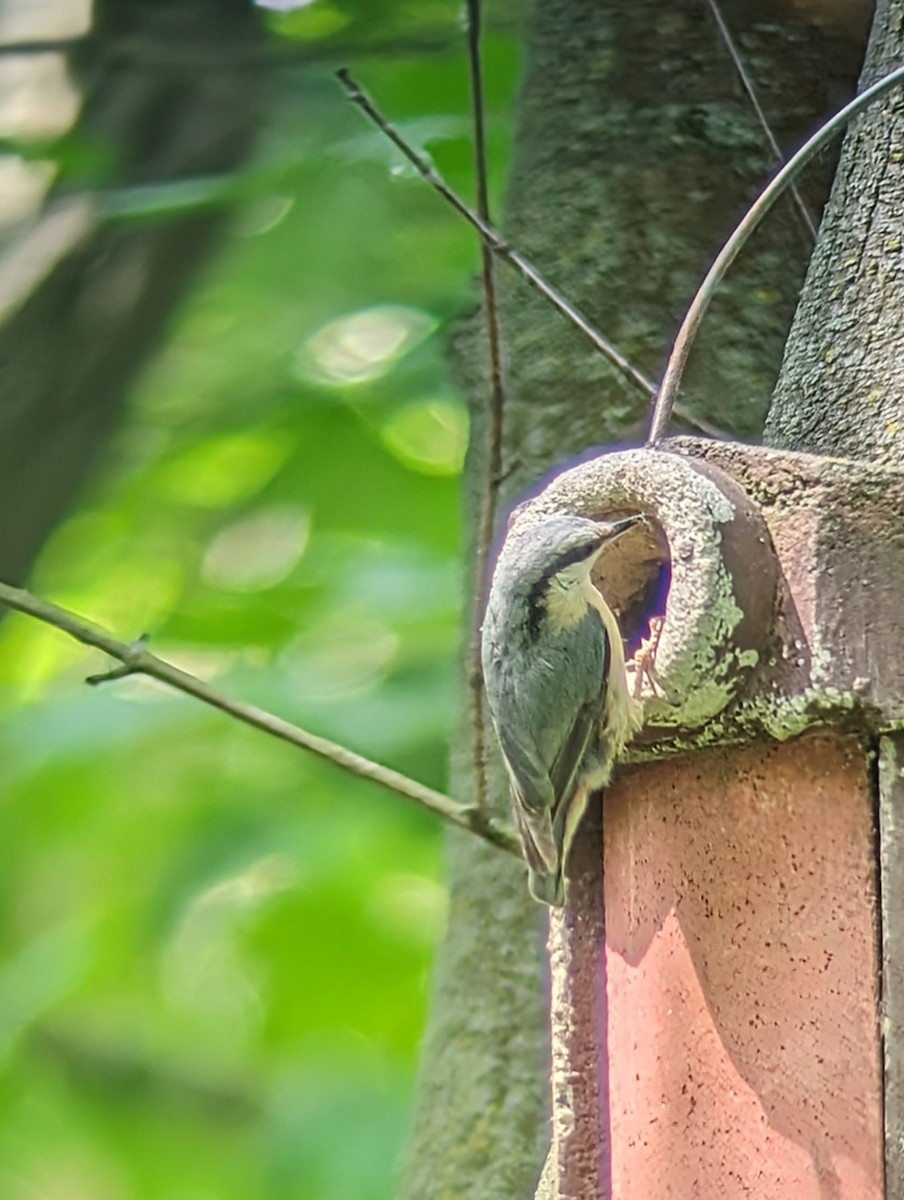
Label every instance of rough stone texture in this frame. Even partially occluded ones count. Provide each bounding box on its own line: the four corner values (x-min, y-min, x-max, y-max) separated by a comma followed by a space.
523, 4, 904, 1192
671, 438, 904, 735
509, 438, 904, 755
605, 732, 882, 1199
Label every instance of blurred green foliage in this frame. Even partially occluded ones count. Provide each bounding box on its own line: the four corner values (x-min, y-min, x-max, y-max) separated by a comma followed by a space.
0, 5, 522, 1197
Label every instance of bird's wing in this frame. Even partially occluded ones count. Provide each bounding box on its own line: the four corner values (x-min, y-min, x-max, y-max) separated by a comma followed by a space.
497, 692, 601, 877
492, 609, 611, 885
548, 697, 600, 813
543, 627, 610, 875
495, 724, 558, 873
496, 724, 554, 815
549, 698, 601, 868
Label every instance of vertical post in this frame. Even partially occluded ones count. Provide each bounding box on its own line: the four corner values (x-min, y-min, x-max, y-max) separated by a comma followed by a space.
605, 734, 882, 1198
523, 440, 904, 1199
880, 732, 904, 1195
548, 801, 610, 1199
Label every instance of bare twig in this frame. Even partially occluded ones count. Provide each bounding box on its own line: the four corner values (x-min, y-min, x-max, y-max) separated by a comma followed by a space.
0, 38, 86, 56
704, 0, 817, 244
86, 661, 140, 685
30, 1025, 260, 1124
0, 29, 467, 65
0, 580, 521, 857
464, 0, 505, 812
648, 61, 904, 444
337, 68, 657, 399
336, 69, 729, 439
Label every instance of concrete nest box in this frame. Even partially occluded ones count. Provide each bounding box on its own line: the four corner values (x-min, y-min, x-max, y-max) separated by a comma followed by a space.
505, 444, 779, 738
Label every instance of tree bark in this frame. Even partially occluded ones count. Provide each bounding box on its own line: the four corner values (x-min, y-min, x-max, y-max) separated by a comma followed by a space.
402, 1, 867, 1196
0, 0, 269, 583
765, 0, 904, 464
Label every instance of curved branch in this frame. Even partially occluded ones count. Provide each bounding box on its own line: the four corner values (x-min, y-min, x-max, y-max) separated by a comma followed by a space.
648, 60, 904, 444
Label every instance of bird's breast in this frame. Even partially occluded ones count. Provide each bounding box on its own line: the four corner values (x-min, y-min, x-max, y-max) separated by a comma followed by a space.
543, 582, 593, 632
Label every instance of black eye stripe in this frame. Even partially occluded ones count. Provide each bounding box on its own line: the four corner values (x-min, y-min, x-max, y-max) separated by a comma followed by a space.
524, 537, 602, 637
547, 539, 603, 575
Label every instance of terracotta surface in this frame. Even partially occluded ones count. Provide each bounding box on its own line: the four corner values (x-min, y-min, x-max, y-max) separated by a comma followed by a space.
603, 731, 882, 1200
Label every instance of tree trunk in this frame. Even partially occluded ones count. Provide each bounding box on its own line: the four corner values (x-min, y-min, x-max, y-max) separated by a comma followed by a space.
402, 1, 867, 1196
765, 0, 903, 463
0, 0, 269, 583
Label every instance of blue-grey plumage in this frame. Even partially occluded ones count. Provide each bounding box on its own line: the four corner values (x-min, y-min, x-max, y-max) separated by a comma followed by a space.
481, 514, 644, 906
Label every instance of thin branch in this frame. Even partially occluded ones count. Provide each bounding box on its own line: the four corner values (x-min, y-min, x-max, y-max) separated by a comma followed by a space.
30, 1025, 260, 1124
0, 38, 86, 56
335, 69, 726, 439
0, 30, 459, 66
0, 580, 521, 857
647, 61, 904, 444
704, 0, 817, 244
465, 0, 505, 813
336, 68, 657, 400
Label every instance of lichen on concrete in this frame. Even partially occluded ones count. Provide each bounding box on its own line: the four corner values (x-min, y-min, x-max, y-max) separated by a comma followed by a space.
509, 447, 777, 740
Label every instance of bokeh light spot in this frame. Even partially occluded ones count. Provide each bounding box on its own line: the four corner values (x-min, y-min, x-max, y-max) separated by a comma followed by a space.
298, 305, 436, 386
202, 505, 310, 593
380, 399, 468, 475
158, 433, 292, 507
282, 613, 400, 704
368, 874, 447, 946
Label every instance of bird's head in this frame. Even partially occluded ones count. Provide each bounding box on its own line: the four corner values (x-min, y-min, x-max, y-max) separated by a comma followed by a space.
513, 514, 642, 597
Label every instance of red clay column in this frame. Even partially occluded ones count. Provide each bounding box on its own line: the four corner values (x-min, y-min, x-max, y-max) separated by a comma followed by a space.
607, 735, 880, 1198
512, 438, 904, 1200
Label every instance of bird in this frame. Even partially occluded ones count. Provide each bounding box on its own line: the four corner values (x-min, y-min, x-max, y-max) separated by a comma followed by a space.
481, 513, 644, 906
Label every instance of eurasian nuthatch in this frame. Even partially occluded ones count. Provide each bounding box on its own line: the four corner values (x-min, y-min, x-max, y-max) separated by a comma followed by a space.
481, 514, 644, 906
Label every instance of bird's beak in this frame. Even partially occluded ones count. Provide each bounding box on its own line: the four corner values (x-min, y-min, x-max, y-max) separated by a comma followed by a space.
598, 514, 643, 542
